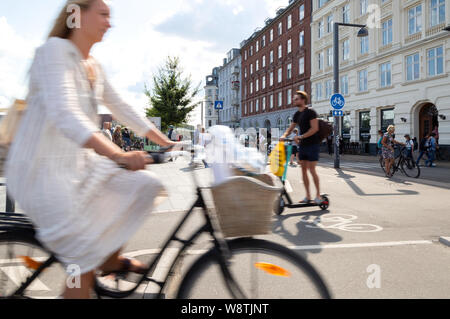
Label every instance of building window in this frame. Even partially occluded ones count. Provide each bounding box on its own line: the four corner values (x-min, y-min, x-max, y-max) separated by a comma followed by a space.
360, 0, 368, 15
406, 53, 420, 81
287, 15, 292, 29
278, 22, 282, 36
380, 62, 392, 88
270, 72, 274, 86
255, 99, 259, 112
318, 52, 324, 71
319, 0, 329, 8
287, 63, 292, 79
287, 39, 292, 54
256, 78, 259, 92
262, 75, 266, 89
343, 4, 350, 23
244, 67, 247, 78
382, 19, 393, 46
327, 47, 333, 67
250, 82, 253, 94
287, 89, 292, 105
340, 75, 349, 95
358, 69, 368, 92
318, 21, 324, 39
262, 35, 266, 48
359, 111, 371, 142
270, 50, 274, 63
256, 60, 259, 72
278, 68, 282, 83
325, 80, 333, 99
262, 55, 266, 68
381, 108, 395, 133
299, 4, 305, 21
427, 46, 444, 77
327, 15, 333, 33
315, 83, 323, 101
270, 29, 274, 42
270, 94, 274, 109
262, 97, 266, 111
299, 57, 305, 75
250, 63, 253, 74
250, 46, 253, 56
256, 41, 259, 53
299, 30, 305, 47
245, 50, 247, 61
408, 5, 422, 35
278, 44, 282, 59
244, 103, 247, 115
360, 36, 369, 55
250, 101, 253, 113
278, 92, 283, 107
343, 39, 350, 60
430, 0, 445, 27
298, 84, 305, 92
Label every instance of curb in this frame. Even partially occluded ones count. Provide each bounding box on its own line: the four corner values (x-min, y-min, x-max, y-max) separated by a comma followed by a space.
439, 237, 450, 247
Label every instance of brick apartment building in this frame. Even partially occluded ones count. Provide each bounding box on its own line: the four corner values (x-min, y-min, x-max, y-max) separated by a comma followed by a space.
240, 0, 312, 135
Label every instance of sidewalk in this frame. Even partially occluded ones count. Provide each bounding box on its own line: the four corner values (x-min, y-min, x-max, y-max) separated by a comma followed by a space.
321, 152, 450, 168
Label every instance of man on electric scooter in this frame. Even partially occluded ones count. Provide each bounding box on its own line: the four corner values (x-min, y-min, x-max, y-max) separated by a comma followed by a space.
280, 91, 323, 205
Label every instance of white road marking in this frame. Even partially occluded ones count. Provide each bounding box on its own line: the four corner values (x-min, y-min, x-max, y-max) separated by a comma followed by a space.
285, 180, 293, 193
122, 240, 434, 259
0, 266, 50, 291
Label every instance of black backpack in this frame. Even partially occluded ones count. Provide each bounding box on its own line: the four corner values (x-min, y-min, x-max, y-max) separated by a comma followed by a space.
413, 139, 418, 151
318, 120, 333, 142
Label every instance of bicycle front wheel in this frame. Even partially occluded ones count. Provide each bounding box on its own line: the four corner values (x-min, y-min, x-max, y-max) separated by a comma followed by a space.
401, 158, 420, 178
177, 238, 331, 299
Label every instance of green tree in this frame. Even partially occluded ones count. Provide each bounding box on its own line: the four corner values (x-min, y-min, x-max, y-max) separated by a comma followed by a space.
145, 56, 200, 132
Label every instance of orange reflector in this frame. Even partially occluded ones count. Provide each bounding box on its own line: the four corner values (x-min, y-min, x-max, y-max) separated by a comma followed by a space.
254, 263, 291, 277
19, 256, 43, 271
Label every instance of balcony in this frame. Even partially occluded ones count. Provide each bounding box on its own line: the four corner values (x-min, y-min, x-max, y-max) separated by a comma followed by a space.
231, 97, 240, 106
232, 81, 240, 90
232, 66, 240, 75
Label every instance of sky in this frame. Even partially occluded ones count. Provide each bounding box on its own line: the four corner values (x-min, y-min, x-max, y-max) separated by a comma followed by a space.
0, 0, 288, 125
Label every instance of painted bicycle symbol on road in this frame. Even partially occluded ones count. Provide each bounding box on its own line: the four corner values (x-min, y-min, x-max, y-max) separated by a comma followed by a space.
300, 214, 383, 233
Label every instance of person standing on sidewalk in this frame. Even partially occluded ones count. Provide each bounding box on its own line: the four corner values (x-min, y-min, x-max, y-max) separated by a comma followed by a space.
281, 91, 323, 205
404, 134, 414, 160
381, 125, 405, 178
112, 125, 123, 149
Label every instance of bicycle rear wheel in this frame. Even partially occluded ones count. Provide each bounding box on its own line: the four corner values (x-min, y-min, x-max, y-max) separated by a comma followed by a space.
0, 230, 64, 299
177, 238, 331, 299
401, 158, 420, 178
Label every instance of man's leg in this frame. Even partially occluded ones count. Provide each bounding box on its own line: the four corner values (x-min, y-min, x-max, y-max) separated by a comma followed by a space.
300, 160, 311, 201
308, 161, 321, 199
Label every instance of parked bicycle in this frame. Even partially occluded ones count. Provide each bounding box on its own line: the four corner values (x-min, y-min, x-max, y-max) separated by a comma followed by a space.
379, 146, 420, 178
0, 150, 331, 299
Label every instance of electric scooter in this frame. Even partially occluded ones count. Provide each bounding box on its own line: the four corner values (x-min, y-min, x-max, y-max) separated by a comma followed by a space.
276, 139, 330, 215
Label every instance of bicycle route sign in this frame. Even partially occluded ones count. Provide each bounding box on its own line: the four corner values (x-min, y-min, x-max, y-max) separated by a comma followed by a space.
330, 94, 345, 110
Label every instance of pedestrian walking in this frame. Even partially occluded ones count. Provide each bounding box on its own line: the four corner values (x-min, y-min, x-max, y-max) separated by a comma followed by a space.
377, 130, 384, 157
288, 129, 299, 166
122, 127, 131, 151
416, 134, 430, 166
281, 91, 324, 205
381, 125, 405, 178
425, 133, 437, 167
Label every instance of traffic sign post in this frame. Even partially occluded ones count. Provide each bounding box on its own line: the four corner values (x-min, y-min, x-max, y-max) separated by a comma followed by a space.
330, 94, 345, 168
215, 101, 223, 125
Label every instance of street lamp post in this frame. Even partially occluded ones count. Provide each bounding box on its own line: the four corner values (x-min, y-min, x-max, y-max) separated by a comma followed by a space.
333, 22, 368, 169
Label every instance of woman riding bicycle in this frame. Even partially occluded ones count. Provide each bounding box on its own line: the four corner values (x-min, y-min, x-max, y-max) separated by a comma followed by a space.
5, 0, 178, 298
381, 125, 405, 178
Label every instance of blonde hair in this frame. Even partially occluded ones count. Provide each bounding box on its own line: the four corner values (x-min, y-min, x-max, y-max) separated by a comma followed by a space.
48, 0, 96, 39
387, 125, 395, 132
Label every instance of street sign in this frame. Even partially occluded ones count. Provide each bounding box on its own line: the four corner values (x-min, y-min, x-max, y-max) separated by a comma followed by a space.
332, 110, 343, 117
330, 94, 345, 110
214, 101, 224, 110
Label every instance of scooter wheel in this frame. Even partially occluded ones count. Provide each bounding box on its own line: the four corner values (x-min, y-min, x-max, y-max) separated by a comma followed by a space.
320, 196, 329, 211
277, 197, 285, 215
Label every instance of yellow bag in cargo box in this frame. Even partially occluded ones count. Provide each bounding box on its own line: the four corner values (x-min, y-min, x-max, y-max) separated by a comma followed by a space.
269, 142, 286, 177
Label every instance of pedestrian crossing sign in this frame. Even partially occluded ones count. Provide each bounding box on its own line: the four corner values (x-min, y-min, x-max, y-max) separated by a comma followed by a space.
214, 101, 224, 110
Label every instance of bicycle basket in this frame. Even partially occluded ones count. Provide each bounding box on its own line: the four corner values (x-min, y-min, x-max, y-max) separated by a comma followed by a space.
210, 173, 282, 238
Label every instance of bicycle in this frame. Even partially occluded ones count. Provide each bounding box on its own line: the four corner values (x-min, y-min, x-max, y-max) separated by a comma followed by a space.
0, 150, 331, 299
379, 146, 420, 178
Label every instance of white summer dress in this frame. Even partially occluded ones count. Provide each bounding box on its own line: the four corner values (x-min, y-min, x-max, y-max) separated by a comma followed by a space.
5, 37, 168, 274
